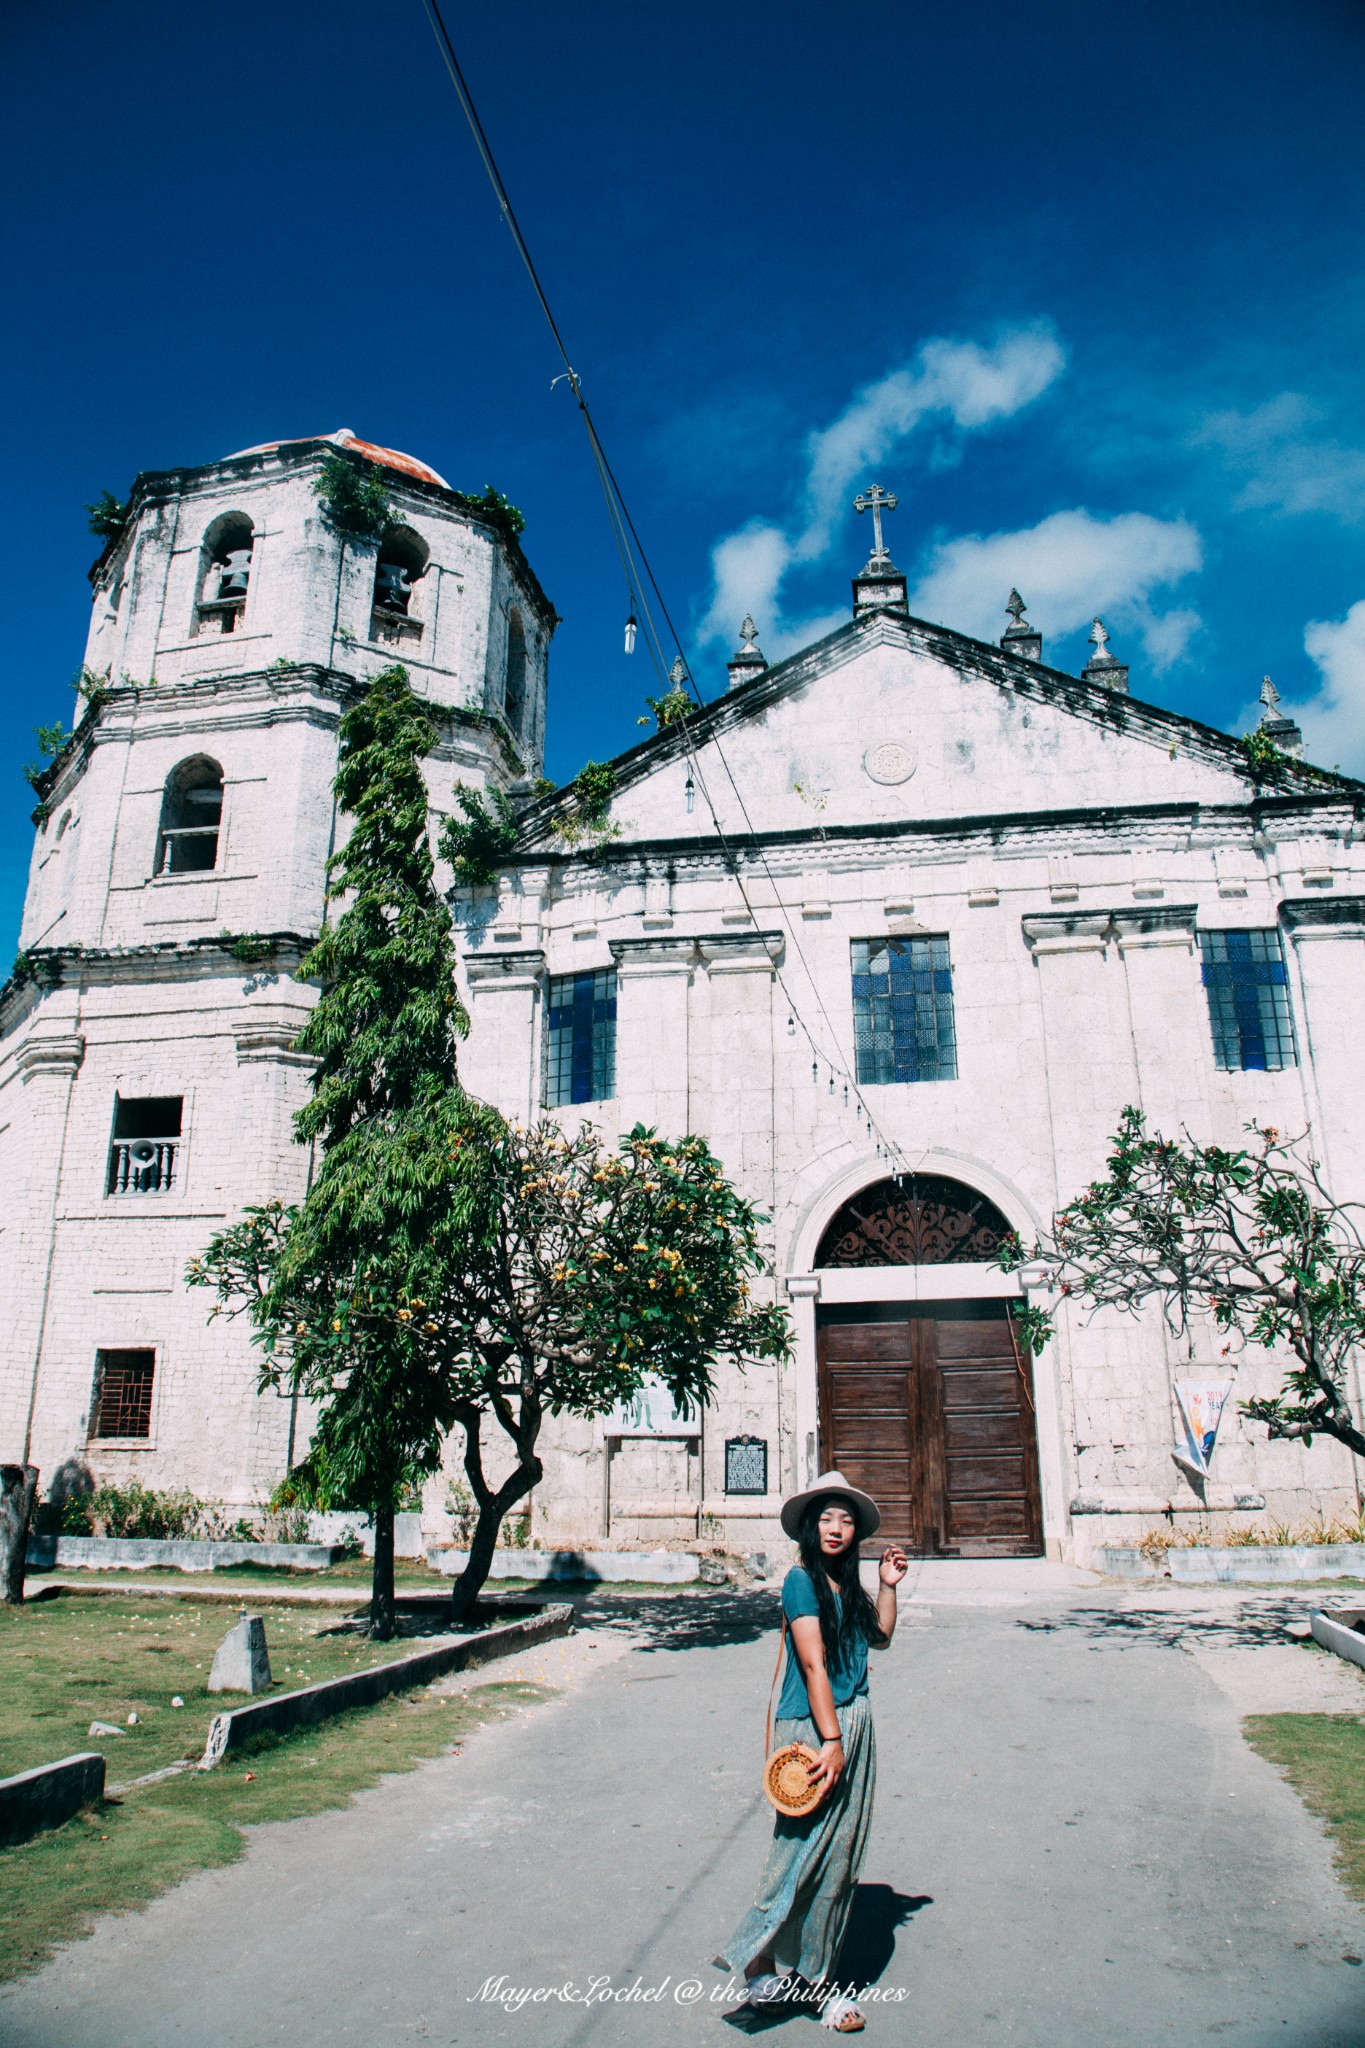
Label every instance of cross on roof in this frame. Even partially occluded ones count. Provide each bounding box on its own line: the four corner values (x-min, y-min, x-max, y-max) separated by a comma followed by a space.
853, 483, 898, 563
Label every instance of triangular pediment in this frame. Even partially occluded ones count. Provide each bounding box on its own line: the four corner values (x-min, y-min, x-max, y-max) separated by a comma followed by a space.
517, 609, 1359, 855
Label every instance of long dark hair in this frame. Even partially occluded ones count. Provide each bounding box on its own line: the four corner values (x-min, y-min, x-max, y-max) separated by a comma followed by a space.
796, 1496, 887, 1667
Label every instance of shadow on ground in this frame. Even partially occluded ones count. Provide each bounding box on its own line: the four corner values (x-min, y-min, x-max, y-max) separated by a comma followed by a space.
575, 1587, 777, 1653
716, 1884, 932, 2033
836, 1882, 933, 1986
1018, 1596, 1313, 1652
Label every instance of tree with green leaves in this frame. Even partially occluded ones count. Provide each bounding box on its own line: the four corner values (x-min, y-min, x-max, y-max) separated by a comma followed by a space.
191, 665, 789, 1632
361, 1115, 790, 1620
191, 665, 476, 1635
998, 1106, 1365, 1459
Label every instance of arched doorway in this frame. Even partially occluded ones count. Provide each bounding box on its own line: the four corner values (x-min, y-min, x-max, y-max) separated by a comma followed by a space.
814, 1175, 1043, 1557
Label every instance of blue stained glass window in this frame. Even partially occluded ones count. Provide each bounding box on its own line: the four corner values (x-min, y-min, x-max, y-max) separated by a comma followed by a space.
1198, 928, 1298, 1072
851, 936, 958, 1085
545, 968, 617, 1106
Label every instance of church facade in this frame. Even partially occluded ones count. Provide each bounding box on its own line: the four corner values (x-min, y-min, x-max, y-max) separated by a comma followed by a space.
4, 432, 1364, 1564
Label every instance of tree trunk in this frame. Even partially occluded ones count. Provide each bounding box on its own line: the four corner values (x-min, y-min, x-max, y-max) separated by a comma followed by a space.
369, 1498, 396, 1639
1, 1465, 39, 1606
450, 1461, 541, 1624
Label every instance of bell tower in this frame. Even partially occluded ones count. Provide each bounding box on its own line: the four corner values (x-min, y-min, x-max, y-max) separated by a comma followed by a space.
0, 431, 557, 1516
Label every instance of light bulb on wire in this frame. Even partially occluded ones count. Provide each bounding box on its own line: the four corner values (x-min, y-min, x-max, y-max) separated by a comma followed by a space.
624, 610, 637, 655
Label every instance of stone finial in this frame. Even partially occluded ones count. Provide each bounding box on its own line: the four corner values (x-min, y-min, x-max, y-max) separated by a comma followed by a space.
1082, 617, 1128, 694
668, 656, 689, 688
1000, 589, 1042, 662
727, 616, 768, 692
1256, 675, 1303, 754
851, 485, 909, 618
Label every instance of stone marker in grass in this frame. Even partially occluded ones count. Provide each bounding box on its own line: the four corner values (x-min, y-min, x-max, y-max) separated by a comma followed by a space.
209, 1615, 271, 1694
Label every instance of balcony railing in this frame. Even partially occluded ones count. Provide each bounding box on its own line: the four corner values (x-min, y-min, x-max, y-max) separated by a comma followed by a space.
157, 826, 219, 876
108, 1137, 179, 1196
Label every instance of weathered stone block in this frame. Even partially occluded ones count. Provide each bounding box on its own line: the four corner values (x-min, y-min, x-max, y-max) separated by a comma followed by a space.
208, 1613, 272, 1694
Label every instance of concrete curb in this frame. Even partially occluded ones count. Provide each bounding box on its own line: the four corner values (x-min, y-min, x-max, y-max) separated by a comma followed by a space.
1309, 1608, 1365, 1672
26, 1536, 344, 1573
0, 1752, 106, 1849
427, 1545, 700, 1583
1098, 1543, 1365, 1583
201, 1602, 575, 1766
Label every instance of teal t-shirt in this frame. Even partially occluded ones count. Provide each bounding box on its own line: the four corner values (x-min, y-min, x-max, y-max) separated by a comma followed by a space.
775, 1565, 870, 1722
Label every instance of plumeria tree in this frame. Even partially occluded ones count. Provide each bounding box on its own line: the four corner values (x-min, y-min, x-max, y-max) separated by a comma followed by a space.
400, 1115, 789, 1621
998, 1106, 1365, 1459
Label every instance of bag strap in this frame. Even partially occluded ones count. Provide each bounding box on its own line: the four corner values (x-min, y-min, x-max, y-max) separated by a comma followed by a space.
764, 1613, 789, 1763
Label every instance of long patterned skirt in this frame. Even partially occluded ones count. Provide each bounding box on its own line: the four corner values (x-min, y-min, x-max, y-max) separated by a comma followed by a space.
718, 1694, 876, 1986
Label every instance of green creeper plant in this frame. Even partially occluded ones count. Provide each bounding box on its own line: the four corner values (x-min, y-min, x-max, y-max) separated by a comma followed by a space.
637, 685, 692, 731
86, 491, 128, 540
449, 485, 525, 539
556, 760, 619, 849
22, 724, 69, 795
191, 666, 478, 1636
439, 784, 520, 888
997, 1106, 1365, 1459
313, 451, 392, 540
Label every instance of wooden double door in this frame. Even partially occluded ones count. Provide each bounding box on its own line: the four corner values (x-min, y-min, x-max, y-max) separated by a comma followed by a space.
817, 1303, 1042, 1556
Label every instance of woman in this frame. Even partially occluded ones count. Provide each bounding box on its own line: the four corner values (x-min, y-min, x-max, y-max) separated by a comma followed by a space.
718, 1469, 908, 2033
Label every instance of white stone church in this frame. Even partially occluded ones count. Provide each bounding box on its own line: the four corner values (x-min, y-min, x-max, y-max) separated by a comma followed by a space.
4, 430, 1364, 1564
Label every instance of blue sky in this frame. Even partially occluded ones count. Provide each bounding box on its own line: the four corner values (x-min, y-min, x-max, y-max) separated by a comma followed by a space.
3, 0, 1364, 953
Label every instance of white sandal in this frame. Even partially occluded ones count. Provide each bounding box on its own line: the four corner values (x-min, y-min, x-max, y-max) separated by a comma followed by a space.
820, 1993, 866, 2032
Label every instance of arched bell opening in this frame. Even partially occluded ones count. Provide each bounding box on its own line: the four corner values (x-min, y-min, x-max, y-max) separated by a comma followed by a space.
810, 1171, 1042, 1559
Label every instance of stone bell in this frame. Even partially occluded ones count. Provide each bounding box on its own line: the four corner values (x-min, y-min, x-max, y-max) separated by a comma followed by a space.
216, 548, 252, 599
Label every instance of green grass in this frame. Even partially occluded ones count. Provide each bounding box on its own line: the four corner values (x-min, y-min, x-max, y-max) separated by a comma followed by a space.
0, 1678, 551, 1982
0, 1593, 467, 1781
1243, 1713, 1365, 1902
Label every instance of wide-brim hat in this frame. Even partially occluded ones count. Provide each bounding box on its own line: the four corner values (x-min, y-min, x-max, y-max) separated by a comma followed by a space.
780, 1470, 881, 1542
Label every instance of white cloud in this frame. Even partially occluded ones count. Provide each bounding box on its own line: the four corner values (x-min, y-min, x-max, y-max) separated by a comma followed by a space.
696, 326, 1065, 655
907, 509, 1204, 669
797, 330, 1066, 558
1235, 601, 1365, 775
1201, 394, 1365, 522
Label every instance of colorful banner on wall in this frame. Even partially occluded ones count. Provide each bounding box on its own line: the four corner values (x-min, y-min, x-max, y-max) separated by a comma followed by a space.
1173, 1379, 1235, 1480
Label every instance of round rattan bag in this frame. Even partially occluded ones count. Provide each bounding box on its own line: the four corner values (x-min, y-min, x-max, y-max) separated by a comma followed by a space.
763, 1740, 824, 1818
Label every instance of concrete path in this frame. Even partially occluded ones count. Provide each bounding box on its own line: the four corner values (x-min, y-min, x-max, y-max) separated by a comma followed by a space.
4, 1577, 1365, 2048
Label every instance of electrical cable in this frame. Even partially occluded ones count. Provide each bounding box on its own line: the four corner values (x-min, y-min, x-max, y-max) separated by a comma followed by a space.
417, 0, 916, 1178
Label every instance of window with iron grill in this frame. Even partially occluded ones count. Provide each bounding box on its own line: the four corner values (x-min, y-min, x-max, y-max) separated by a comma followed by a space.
1198, 928, 1298, 1071
90, 1349, 156, 1440
851, 936, 958, 1085
545, 969, 616, 1107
